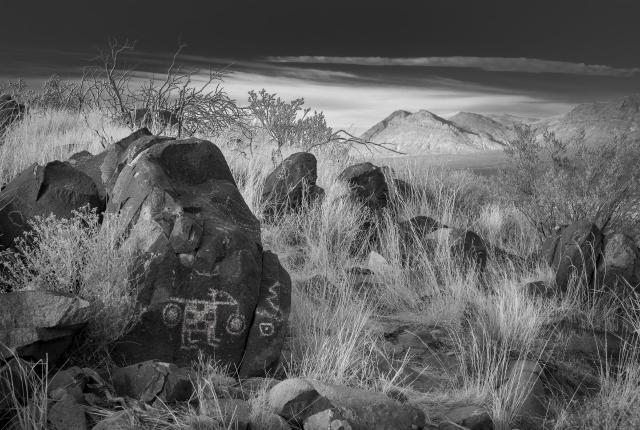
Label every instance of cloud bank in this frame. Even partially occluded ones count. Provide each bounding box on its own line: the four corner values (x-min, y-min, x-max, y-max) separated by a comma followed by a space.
267, 56, 640, 77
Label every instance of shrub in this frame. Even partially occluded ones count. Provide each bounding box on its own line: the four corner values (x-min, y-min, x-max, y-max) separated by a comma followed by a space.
502, 126, 640, 237
0, 207, 138, 352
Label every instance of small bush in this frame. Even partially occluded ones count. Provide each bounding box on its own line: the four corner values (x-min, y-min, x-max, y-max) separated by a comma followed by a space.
0, 207, 138, 351
502, 126, 640, 237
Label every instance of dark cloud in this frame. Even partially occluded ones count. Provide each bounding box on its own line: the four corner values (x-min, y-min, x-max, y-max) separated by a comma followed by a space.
1, 0, 639, 66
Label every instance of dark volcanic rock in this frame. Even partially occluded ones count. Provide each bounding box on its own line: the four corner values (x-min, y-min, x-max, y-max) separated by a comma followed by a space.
70, 129, 155, 202
0, 160, 103, 249
109, 137, 291, 374
111, 360, 194, 403
261, 152, 323, 220
0, 291, 90, 363
596, 233, 640, 294
543, 221, 603, 292
239, 251, 291, 377
337, 162, 389, 211
429, 228, 488, 272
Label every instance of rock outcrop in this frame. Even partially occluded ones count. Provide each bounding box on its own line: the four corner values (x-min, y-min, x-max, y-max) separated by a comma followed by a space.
338, 162, 389, 212
108, 137, 291, 376
261, 152, 324, 220
0, 291, 90, 363
542, 221, 603, 292
0, 161, 103, 249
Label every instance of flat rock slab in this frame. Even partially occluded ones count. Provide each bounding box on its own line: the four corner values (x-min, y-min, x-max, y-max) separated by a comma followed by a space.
0, 291, 90, 361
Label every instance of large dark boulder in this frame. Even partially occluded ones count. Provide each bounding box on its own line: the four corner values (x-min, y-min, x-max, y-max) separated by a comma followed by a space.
0, 160, 104, 249
542, 221, 604, 293
261, 152, 324, 220
0, 291, 90, 363
0, 94, 25, 133
109, 137, 291, 376
337, 162, 388, 211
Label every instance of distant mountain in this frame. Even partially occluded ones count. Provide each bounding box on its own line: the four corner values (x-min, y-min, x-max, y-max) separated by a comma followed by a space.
448, 112, 515, 145
484, 113, 540, 128
537, 94, 640, 146
359, 109, 506, 156
357, 95, 640, 157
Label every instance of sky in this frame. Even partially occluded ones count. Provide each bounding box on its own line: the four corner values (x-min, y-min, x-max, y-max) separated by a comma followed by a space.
1, 0, 639, 133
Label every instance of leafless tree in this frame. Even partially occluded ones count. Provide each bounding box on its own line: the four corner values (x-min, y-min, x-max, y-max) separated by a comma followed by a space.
87, 39, 247, 139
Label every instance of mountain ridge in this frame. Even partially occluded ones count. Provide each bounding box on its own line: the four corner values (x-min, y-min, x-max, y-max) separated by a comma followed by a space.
359, 94, 640, 156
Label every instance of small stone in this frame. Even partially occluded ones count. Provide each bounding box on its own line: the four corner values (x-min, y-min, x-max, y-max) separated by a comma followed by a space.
367, 251, 392, 274
111, 360, 171, 403
443, 405, 493, 430
268, 378, 332, 424
304, 408, 353, 430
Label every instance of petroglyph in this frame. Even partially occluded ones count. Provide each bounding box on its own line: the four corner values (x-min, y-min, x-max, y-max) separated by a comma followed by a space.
255, 281, 283, 337
161, 288, 246, 349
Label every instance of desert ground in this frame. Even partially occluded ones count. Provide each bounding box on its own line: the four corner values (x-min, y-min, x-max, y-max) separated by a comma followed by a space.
1, 83, 639, 430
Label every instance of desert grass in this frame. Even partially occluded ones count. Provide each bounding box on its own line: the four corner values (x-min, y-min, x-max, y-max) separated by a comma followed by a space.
0, 108, 637, 429
0, 108, 129, 185
0, 354, 49, 430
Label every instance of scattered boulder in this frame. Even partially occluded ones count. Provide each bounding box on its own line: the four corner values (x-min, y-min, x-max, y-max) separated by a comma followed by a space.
543, 221, 604, 292
111, 360, 194, 403
268, 378, 332, 425
0, 291, 90, 363
426, 228, 488, 271
307, 379, 426, 430
0, 94, 25, 133
0, 160, 104, 249
261, 152, 324, 220
108, 137, 291, 376
337, 162, 389, 211
596, 233, 640, 294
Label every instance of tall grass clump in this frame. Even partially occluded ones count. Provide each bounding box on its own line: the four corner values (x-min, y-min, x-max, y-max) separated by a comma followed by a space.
0, 355, 49, 430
